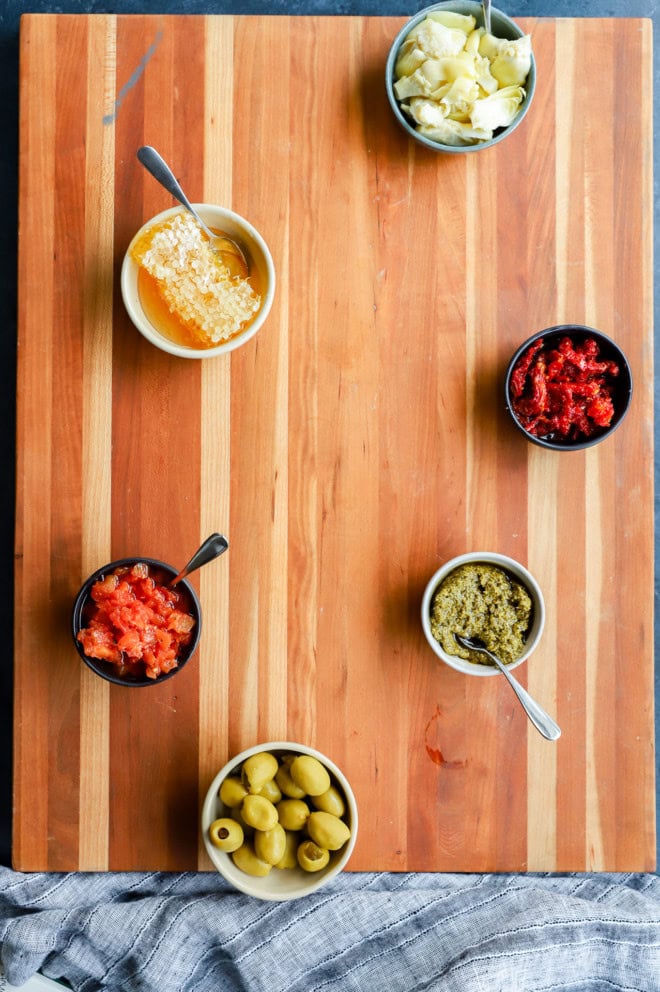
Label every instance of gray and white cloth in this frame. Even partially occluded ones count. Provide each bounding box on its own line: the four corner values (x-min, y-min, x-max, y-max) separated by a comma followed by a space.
1, 868, 659, 991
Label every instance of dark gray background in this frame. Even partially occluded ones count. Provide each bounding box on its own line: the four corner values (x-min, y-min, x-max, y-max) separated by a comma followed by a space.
0, 0, 657, 871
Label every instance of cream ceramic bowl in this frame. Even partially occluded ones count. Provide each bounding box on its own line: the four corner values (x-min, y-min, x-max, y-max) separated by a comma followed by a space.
421, 552, 545, 676
120, 204, 275, 359
201, 741, 358, 901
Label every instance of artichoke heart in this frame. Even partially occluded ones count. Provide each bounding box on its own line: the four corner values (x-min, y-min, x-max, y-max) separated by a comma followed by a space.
418, 119, 492, 146
465, 27, 485, 57
393, 59, 448, 99
426, 11, 477, 35
470, 85, 526, 131
491, 35, 532, 87
406, 97, 447, 129
474, 54, 499, 96
394, 42, 427, 79
440, 77, 480, 122
478, 31, 502, 60
405, 18, 468, 59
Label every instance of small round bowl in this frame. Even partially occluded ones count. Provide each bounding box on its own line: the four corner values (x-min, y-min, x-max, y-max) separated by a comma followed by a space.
121, 204, 276, 359
201, 741, 358, 901
385, 1, 536, 154
504, 325, 633, 450
72, 557, 202, 687
421, 552, 545, 676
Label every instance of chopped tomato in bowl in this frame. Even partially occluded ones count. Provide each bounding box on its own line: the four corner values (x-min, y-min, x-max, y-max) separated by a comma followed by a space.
72, 558, 202, 686
505, 325, 632, 450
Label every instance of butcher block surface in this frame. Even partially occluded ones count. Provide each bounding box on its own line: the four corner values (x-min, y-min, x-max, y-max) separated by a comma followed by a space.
14, 13, 654, 872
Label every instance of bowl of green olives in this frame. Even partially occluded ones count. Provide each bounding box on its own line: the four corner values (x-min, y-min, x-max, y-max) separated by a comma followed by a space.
201, 741, 358, 901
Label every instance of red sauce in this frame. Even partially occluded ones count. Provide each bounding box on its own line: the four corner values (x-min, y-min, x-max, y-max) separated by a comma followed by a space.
509, 336, 620, 442
77, 563, 196, 680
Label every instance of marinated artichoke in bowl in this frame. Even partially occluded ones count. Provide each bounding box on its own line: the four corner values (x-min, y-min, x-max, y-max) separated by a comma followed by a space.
393, 10, 532, 147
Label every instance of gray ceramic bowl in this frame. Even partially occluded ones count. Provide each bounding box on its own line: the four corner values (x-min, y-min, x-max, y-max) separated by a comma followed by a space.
385, 1, 536, 153
504, 325, 633, 450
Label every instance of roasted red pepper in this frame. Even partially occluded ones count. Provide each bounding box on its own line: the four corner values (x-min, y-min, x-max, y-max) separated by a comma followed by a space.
509, 336, 620, 442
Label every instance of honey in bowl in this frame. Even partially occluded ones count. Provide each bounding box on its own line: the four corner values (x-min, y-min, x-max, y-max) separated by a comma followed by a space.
131, 212, 264, 350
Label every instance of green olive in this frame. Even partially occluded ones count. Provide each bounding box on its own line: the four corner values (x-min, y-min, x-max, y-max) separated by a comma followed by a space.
297, 840, 330, 873
276, 798, 310, 831
307, 811, 351, 851
241, 752, 279, 794
232, 842, 272, 877
254, 823, 287, 866
290, 755, 331, 796
311, 785, 346, 818
258, 778, 283, 804
275, 763, 306, 799
219, 775, 248, 808
208, 817, 243, 853
229, 805, 254, 837
241, 794, 278, 831
275, 830, 299, 870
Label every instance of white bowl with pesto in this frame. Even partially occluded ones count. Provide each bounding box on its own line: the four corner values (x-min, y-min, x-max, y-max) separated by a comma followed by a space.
421, 552, 545, 676
121, 204, 275, 359
201, 741, 358, 901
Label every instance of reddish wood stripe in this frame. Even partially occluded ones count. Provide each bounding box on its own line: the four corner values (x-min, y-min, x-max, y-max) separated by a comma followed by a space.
14, 14, 655, 872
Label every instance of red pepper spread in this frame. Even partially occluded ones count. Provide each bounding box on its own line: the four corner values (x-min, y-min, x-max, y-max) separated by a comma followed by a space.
509, 336, 620, 442
77, 562, 196, 680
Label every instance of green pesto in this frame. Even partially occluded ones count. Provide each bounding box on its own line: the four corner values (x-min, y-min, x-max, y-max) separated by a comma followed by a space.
430, 563, 532, 666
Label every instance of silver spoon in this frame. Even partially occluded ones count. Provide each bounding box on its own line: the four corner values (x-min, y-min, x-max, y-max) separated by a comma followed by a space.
136, 146, 249, 278
170, 533, 229, 587
455, 634, 561, 741
482, 0, 492, 33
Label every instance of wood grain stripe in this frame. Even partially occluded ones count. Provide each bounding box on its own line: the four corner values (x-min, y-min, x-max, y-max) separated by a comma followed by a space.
14, 13, 57, 871
196, 15, 234, 869
78, 13, 116, 870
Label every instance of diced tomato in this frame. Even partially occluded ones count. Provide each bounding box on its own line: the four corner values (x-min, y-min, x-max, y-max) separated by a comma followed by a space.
77, 563, 195, 680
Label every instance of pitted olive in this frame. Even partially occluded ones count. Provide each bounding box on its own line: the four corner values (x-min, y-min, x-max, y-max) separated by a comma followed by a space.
231, 842, 272, 877
290, 755, 331, 796
208, 818, 244, 853
241, 794, 279, 831
307, 811, 351, 851
297, 840, 330, 873
275, 763, 306, 799
219, 775, 248, 808
258, 778, 283, 804
311, 785, 346, 818
241, 752, 279, 794
275, 830, 299, 869
254, 823, 287, 866
276, 798, 310, 831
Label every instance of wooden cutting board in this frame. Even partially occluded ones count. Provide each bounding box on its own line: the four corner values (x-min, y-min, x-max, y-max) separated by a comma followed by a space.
14, 13, 655, 872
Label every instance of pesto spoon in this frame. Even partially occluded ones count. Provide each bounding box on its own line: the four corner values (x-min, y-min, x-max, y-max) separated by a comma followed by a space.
170, 533, 229, 587
455, 635, 561, 741
136, 146, 249, 278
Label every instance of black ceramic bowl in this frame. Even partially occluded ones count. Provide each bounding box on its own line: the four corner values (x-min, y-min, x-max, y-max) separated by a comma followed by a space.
72, 556, 202, 687
504, 325, 633, 451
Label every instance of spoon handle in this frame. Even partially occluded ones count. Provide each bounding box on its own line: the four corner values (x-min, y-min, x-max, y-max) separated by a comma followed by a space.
482, 0, 492, 33
137, 146, 213, 239
485, 647, 561, 741
170, 533, 229, 587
